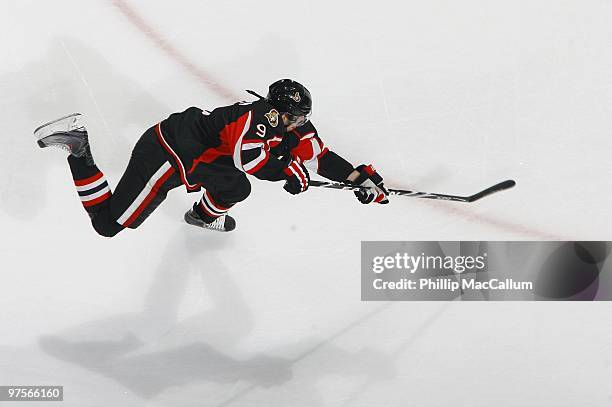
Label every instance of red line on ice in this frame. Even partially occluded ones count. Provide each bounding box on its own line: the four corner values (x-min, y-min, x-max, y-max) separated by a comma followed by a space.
425, 201, 564, 240
111, 0, 239, 102
110, 1, 565, 240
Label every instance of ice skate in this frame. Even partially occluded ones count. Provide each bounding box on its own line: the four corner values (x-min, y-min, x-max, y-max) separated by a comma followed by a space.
34, 113, 92, 160
184, 208, 236, 232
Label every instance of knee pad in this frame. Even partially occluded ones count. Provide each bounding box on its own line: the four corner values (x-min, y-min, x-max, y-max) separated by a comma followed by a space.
218, 174, 251, 203
233, 175, 252, 202
91, 211, 124, 238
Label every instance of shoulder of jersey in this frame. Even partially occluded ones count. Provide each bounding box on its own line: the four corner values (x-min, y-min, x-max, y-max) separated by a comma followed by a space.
250, 99, 283, 130
294, 120, 317, 134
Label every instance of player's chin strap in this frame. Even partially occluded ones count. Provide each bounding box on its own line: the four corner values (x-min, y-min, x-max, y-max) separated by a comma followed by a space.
246, 89, 266, 100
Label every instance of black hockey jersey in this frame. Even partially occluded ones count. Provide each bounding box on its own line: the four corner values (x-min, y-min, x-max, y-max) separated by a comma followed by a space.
155, 99, 354, 192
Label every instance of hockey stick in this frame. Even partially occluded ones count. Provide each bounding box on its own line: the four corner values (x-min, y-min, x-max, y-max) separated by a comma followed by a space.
309, 179, 516, 202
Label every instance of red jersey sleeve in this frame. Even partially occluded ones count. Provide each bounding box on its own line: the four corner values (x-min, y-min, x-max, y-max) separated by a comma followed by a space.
289, 123, 354, 181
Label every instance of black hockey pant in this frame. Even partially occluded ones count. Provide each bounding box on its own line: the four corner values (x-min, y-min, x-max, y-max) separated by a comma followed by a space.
67, 126, 251, 237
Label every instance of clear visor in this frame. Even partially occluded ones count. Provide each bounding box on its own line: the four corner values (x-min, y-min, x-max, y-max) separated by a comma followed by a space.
286, 111, 312, 128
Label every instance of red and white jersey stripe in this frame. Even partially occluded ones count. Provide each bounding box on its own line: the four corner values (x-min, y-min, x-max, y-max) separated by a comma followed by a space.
155, 123, 201, 192
116, 162, 175, 227
283, 130, 327, 173
74, 172, 111, 208
284, 160, 309, 191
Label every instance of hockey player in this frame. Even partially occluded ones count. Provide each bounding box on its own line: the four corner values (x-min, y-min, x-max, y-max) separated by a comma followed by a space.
35, 79, 389, 236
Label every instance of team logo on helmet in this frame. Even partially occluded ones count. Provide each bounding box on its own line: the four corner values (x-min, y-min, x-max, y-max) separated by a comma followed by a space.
289, 91, 301, 103
265, 109, 280, 127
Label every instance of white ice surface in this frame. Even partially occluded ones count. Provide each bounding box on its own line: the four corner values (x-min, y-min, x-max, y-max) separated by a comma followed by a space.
1, 1, 612, 406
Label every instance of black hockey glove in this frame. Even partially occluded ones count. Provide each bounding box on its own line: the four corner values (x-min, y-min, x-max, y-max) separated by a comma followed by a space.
270, 132, 300, 166
348, 164, 389, 204
283, 159, 310, 195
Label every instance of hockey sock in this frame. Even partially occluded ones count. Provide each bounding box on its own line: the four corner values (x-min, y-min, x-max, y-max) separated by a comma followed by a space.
194, 190, 234, 223
67, 155, 112, 215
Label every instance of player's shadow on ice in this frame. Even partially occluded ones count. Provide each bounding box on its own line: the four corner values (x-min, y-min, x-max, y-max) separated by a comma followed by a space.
37, 228, 275, 398
39, 337, 294, 398
0, 37, 170, 220
38, 228, 396, 404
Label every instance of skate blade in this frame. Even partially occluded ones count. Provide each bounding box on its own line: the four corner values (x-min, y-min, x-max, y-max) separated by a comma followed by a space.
184, 211, 234, 232
33, 113, 83, 138
37, 138, 72, 153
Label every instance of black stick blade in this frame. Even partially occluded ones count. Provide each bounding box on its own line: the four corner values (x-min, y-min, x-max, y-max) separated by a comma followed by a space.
468, 179, 516, 202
